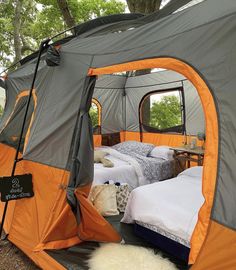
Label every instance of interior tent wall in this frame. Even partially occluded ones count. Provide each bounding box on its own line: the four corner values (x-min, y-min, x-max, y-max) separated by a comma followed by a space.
124, 70, 205, 135
93, 70, 205, 136
93, 75, 126, 133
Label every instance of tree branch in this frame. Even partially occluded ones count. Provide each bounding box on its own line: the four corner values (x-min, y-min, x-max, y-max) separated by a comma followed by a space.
20, 35, 36, 55
56, 0, 76, 30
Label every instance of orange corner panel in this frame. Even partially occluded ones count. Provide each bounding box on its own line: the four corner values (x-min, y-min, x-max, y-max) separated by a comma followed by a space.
75, 187, 121, 243
23, 89, 37, 153
93, 135, 102, 146
190, 221, 236, 270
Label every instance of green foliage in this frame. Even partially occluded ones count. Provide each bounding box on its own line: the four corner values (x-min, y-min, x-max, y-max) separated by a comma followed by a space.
89, 104, 99, 127
74, 0, 125, 21
0, 105, 4, 118
30, 1, 64, 44
149, 95, 182, 130
0, 1, 17, 66
0, 0, 125, 67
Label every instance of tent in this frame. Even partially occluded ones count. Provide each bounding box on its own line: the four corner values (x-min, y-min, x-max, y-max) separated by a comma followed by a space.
0, 0, 235, 269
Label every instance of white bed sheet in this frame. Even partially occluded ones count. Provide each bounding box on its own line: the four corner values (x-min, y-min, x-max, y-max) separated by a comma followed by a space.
93, 154, 140, 190
122, 173, 204, 245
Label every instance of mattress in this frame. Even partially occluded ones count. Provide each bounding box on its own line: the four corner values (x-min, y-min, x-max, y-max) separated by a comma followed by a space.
93, 146, 173, 190
122, 168, 204, 246
134, 223, 190, 262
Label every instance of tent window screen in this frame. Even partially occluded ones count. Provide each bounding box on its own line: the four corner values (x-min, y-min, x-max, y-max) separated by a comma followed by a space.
140, 88, 184, 133
0, 95, 34, 151
89, 98, 101, 134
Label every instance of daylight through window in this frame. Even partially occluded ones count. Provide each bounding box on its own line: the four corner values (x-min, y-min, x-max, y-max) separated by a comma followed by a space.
140, 89, 184, 133
89, 98, 101, 134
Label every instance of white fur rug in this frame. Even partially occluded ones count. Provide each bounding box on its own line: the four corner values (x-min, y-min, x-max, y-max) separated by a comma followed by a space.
88, 243, 178, 270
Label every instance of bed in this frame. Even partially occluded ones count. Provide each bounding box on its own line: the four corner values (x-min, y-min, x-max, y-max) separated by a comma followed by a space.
93, 141, 174, 190
121, 166, 204, 260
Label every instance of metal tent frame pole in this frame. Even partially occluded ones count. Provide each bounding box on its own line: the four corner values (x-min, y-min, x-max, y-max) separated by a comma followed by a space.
0, 39, 50, 240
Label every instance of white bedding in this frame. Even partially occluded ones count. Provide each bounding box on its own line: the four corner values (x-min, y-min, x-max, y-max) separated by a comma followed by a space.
121, 168, 204, 246
93, 147, 147, 190
93, 154, 140, 190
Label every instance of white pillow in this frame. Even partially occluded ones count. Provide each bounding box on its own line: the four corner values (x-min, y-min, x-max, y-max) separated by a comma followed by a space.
149, 146, 174, 160
178, 166, 203, 178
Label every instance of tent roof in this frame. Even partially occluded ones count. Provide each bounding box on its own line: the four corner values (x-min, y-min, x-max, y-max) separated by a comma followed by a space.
60, 0, 235, 57
16, 0, 198, 68
11, 0, 235, 72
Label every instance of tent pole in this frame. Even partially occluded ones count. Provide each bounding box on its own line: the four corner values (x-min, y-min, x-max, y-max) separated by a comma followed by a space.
0, 39, 50, 240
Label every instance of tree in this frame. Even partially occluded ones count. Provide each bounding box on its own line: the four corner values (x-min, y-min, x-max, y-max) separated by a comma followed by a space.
0, 105, 4, 118
126, 0, 162, 14
13, 0, 23, 63
89, 104, 99, 127
149, 95, 182, 130
0, 0, 38, 66
56, 0, 76, 29
0, 0, 125, 67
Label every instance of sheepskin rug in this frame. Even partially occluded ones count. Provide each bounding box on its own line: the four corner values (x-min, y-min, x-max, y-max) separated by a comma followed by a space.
88, 243, 178, 270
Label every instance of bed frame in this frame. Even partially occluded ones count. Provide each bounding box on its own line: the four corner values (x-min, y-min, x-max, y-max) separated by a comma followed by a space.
134, 223, 190, 262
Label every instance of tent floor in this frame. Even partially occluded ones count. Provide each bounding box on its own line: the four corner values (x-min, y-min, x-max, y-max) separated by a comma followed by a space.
47, 214, 189, 270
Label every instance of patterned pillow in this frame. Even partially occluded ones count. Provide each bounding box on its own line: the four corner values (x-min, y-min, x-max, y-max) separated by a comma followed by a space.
112, 141, 154, 157
116, 184, 130, 212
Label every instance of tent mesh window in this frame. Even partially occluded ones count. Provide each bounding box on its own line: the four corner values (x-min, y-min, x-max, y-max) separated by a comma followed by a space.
140, 88, 184, 134
89, 98, 101, 135
0, 96, 34, 151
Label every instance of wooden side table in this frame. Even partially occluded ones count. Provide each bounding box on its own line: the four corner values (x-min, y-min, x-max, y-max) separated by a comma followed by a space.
170, 146, 205, 176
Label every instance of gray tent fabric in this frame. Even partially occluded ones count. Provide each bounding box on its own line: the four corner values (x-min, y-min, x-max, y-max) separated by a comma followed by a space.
0, 96, 34, 151
93, 70, 205, 135
183, 80, 205, 135
93, 75, 126, 133
22, 53, 94, 169
77, 0, 193, 38
74, 13, 144, 36
67, 76, 96, 222
124, 71, 205, 135
1, 0, 236, 239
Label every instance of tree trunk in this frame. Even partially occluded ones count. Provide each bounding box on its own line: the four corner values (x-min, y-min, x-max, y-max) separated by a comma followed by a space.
13, 0, 23, 64
126, 0, 164, 127
56, 0, 76, 29
126, 0, 162, 14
